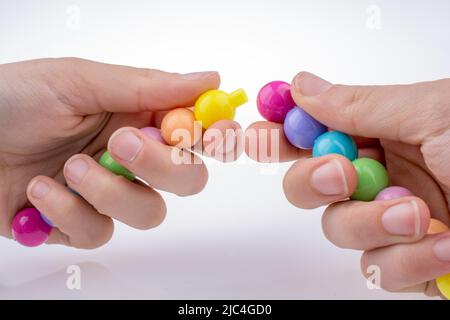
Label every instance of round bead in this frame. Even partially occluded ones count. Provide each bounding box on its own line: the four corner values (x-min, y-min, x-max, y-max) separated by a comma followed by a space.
12, 208, 52, 247
140, 127, 165, 144
99, 151, 135, 181
426, 220, 450, 299
436, 275, 450, 300
283, 107, 327, 149
428, 219, 449, 235
312, 131, 358, 161
351, 158, 389, 201
257, 81, 296, 123
194, 89, 247, 129
161, 108, 202, 148
40, 213, 54, 227
375, 186, 413, 201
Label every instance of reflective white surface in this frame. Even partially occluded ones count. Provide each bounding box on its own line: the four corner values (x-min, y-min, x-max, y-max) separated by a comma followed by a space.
1, 0, 448, 299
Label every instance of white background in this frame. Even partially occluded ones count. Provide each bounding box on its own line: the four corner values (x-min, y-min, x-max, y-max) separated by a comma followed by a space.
1, 0, 449, 299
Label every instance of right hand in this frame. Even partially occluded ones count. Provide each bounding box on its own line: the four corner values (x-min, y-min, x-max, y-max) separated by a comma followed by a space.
246, 71, 450, 297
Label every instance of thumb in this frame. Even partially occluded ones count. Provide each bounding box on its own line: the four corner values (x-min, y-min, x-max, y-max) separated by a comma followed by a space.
35, 58, 220, 115
291, 72, 450, 144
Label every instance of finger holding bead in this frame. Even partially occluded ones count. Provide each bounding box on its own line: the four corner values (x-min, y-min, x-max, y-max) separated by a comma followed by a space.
64, 154, 167, 230
283, 154, 357, 209
25, 176, 114, 248
360, 233, 450, 293
202, 119, 244, 162
322, 197, 430, 250
107, 127, 208, 196
245, 121, 310, 163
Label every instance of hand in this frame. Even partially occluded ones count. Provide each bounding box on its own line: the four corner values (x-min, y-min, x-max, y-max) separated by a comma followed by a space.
0, 58, 241, 249
246, 71, 450, 297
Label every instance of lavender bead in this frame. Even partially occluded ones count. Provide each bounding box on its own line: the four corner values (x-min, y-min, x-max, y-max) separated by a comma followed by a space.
140, 127, 165, 144
283, 107, 328, 149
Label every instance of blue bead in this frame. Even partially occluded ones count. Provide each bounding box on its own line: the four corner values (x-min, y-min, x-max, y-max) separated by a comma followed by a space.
283, 107, 327, 149
313, 131, 358, 161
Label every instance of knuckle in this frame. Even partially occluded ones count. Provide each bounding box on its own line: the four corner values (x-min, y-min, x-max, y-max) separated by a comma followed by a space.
134, 201, 167, 230
179, 166, 208, 196
325, 84, 374, 133
82, 220, 114, 249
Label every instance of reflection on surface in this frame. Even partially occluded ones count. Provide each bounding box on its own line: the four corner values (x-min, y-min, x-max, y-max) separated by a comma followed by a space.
0, 262, 118, 299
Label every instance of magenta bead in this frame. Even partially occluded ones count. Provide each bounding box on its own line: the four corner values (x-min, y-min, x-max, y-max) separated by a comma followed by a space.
12, 208, 52, 247
375, 186, 413, 201
140, 127, 165, 144
257, 81, 296, 123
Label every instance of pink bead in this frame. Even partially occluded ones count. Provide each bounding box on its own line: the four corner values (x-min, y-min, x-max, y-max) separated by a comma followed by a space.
140, 127, 165, 144
375, 186, 414, 201
257, 81, 296, 123
11, 208, 52, 247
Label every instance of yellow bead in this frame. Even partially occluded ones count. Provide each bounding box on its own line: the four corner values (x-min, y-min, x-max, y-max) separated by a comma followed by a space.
194, 88, 248, 129
437, 274, 450, 299
426, 219, 450, 299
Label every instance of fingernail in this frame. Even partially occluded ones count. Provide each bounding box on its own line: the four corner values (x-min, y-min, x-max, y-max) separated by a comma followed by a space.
109, 130, 143, 162
181, 71, 218, 80
381, 201, 421, 237
293, 72, 332, 96
65, 158, 89, 184
30, 180, 50, 199
310, 160, 348, 196
433, 237, 450, 262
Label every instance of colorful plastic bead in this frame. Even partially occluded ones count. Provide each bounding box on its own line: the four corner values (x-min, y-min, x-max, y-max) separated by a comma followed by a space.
40, 213, 54, 227
428, 219, 449, 235
161, 108, 202, 148
351, 158, 389, 201
426, 220, 450, 299
257, 81, 296, 123
283, 107, 328, 149
313, 131, 358, 161
99, 151, 135, 181
436, 275, 450, 300
194, 89, 248, 129
140, 127, 165, 144
375, 186, 413, 201
12, 208, 52, 247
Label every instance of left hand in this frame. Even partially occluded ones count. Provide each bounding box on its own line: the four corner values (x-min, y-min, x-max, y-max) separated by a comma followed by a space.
0, 58, 241, 248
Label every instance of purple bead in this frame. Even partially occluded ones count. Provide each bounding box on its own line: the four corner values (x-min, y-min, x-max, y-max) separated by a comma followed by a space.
283, 107, 328, 149
257, 81, 296, 123
140, 127, 165, 144
375, 186, 413, 201
11, 208, 52, 247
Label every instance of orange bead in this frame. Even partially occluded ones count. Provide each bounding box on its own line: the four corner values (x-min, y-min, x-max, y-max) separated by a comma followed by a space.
161, 108, 201, 148
427, 218, 449, 235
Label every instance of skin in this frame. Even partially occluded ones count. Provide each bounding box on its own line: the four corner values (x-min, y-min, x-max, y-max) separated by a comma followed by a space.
0, 58, 241, 249
246, 71, 450, 297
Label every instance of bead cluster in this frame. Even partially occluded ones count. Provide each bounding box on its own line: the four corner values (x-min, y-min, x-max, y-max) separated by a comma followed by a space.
257, 81, 389, 202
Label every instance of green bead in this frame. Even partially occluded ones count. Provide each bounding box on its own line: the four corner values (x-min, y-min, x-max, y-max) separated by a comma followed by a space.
351, 158, 389, 201
99, 151, 135, 181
